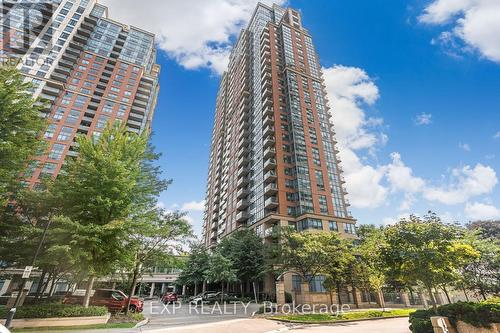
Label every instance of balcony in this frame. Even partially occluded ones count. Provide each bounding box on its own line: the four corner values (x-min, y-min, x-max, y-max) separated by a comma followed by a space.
237, 176, 249, 188
236, 188, 249, 199
263, 146, 276, 159
236, 199, 249, 210
238, 134, 250, 147
263, 125, 274, 138
261, 71, 271, 82
264, 170, 277, 183
238, 120, 249, 132
264, 196, 278, 209
264, 183, 278, 195
263, 115, 274, 127
262, 97, 273, 109
263, 158, 277, 171
236, 211, 249, 222
262, 107, 273, 118
262, 87, 272, 98
237, 146, 249, 157
237, 156, 249, 167
263, 136, 275, 148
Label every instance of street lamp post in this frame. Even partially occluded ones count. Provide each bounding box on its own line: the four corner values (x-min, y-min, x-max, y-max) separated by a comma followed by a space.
6, 219, 53, 329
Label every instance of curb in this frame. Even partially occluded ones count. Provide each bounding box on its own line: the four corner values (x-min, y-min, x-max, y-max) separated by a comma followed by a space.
266, 314, 410, 324
134, 317, 150, 328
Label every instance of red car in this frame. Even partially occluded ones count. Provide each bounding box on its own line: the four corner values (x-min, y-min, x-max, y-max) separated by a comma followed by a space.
161, 292, 178, 304
63, 289, 144, 313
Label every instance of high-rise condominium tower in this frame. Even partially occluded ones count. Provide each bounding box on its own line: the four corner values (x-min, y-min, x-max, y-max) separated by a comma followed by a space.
1, 0, 160, 188
203, 3, 356, 247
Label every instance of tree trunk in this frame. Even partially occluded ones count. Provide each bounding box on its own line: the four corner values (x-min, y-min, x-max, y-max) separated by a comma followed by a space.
329, 291, 333, 306
221, 282, 224, 304
202, 280, 207, 293
479, 286, 487, 300
252, 281, 258, 304
34, 270, 47, 301
125, 262, 140, 315
462, 286, 470, 302
47, 276, 57, 297
83, 276, 95, 308
336, 284, 342, 306
194, 283, 198, 296
240, 282, 244, 298
40, 272, 53, 299
426, 285, 437, 313
441, 285, 451, 303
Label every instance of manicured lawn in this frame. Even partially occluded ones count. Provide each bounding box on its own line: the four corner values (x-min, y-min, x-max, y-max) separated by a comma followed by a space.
11, 322, 137, 332
271, 308, 416, 323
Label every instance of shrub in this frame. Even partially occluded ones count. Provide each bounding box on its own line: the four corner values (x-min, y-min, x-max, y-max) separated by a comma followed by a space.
409, 299, 500, 333
0, 304, 108, 319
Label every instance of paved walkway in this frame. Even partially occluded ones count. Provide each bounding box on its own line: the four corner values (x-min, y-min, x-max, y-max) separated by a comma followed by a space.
57, 317, 411, 333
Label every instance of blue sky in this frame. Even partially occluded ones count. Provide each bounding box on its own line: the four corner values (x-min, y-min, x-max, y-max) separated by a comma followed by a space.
102, 0, 500, 235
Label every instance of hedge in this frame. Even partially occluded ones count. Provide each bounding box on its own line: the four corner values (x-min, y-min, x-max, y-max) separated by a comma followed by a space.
409, 299, 500, 333
0, 304, 108, 319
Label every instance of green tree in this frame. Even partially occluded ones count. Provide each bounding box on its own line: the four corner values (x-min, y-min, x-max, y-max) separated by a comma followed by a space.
0, 66, 46, 204
218, 229, 267, 302
50, 124, 168, 307
381, 213, 479, 312
177, 243, 210, 296
124, 209, 192, 313
318, 232, 354, 306
278, 229, 334, 283
204, 251, 237, 303
460, 230, 500, 300
353, 225, 387, 307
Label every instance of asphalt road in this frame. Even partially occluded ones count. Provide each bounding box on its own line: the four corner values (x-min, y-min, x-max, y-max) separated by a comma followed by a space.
142, 300, 262, 330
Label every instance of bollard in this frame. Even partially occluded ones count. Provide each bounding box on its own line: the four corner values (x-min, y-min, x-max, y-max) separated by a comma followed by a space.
4, 308, 16, 330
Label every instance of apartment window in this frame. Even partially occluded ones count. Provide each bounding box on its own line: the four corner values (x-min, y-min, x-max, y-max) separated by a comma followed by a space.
285, 179, 295, 189
292, 275, 302, 291
48, 143, 65, 160
117, 104, 127, 118
312, 147, 321, 166
74, 95, 88, 108
44, 124, 57, 139
65, 109, 80, 124
103, 101, 114, 113
315, 170, 325, 190
96, 115, 109, 129
345, 223, 356, 235
298, 218, 322, 231
308, 275, 326, 292
41, 162, 57, 175
319, 195, 328, 214
57, 127, 73, 141
329, 221, 338, 231
53, 107, 65, 121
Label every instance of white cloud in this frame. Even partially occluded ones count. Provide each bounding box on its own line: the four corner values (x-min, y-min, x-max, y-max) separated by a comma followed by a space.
459, 142, 471, 151
465, 202, 500, 220
419, 0, 500, 63
100, 0, 285, 74
181, 200, 206, 211
424, 164, 498, 204
386, 152, 426, 193
323, 66, 388, 208
415, 113, 433, 125
323, 65, 498, 214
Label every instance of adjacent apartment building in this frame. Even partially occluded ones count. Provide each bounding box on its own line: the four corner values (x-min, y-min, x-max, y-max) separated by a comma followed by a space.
1, 0, 160, 188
